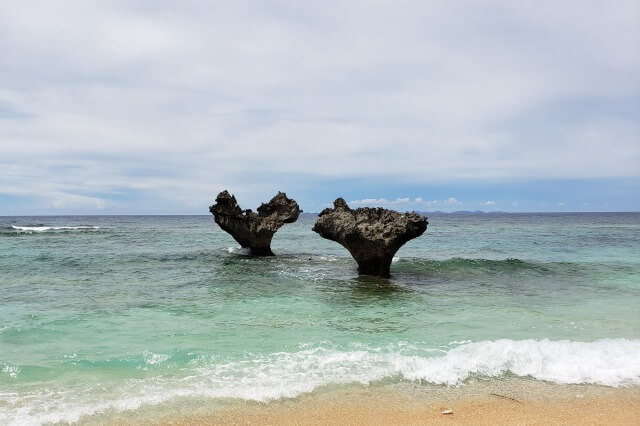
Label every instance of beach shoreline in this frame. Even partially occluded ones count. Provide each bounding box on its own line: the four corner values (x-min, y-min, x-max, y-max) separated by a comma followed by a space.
189, 394, 640, 426
81, 380, 640, 425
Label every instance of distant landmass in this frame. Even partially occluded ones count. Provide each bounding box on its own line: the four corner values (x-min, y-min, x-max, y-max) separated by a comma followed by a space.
302, 210, 504, 216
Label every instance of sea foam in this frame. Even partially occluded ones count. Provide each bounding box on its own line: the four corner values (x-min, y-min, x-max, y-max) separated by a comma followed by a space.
10, 225, 99, 232
2, 338, 639, 425
227, 246, 251, 255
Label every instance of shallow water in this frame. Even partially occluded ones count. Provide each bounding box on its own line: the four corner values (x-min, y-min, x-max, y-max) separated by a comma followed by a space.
1, 213, 639, 424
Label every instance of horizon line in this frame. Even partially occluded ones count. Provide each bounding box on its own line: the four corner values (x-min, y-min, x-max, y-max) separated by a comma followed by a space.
2, 210, 639, 217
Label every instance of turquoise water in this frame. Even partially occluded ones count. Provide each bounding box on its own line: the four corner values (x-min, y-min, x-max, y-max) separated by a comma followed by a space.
1, 213, 639, 424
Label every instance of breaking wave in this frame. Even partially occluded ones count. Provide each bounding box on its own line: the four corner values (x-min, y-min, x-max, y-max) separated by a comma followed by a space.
8, 225, 100, 233
2, 338, 639, 424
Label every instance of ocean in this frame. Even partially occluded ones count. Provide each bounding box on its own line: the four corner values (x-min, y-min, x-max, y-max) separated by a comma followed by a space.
1, 212, 639, 424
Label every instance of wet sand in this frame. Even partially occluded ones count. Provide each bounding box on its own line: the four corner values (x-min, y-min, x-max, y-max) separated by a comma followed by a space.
190, 396, 640, 425
152, 380, 640, 426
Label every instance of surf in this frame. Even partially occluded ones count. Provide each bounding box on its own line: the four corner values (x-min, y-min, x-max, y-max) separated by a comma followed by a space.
2, 339, 639, 424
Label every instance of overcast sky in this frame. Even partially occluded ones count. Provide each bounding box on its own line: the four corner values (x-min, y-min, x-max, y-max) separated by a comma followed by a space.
1, 0, 638, 214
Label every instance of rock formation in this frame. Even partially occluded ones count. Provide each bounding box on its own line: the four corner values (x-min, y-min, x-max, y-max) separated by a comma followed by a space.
210, 190, 301, 256
312, 198, 428, 277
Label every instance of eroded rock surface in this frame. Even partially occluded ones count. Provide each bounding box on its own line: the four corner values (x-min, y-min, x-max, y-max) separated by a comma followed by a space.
210, 190, 300, 256
312, 198, 428, 277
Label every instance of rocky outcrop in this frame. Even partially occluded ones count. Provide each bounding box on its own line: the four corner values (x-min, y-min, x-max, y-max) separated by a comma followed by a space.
210, 190, 301, 256
312, 198, 428, 277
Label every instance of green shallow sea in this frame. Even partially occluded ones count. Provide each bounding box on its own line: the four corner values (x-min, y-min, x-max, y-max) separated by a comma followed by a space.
1, 212, 639, 424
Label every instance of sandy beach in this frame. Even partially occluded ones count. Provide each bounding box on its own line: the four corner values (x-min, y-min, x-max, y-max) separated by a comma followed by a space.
143, 380, 640, 426
192, 396, 640, 425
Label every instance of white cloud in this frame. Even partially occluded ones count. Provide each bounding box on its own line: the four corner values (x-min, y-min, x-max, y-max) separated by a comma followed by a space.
443, 197, 462, 206
0, 1, 638, 212
348, 198, 388, 206
349, 197, 463, 210
480, 200, 496, 206
50, 192, 108, 210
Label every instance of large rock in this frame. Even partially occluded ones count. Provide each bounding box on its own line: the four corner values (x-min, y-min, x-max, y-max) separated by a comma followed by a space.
312, 198, 428, 277
210, 190, 301, 256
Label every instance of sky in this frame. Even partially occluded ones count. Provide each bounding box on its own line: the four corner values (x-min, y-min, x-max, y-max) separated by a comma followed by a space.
1, 0, 639, 214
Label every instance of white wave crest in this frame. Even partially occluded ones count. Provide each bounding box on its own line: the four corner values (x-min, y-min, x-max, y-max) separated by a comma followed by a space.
227, 246, 251, 255
11, 225, 99, 232
143, 350, 169, 366
2, 338, 639, 425
393, 339, 640, 386
2, 364, 20, 378
184, 338, 640, 394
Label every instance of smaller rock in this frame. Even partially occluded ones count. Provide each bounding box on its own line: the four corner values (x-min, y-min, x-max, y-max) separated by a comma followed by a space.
442, 409, 453, 415
209, 190, 300, 256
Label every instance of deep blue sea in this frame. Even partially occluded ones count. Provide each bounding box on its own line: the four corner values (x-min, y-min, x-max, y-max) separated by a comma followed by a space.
1, 213, 639, 424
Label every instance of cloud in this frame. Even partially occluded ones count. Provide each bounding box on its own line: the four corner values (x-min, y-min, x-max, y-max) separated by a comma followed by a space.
349, 197, 463, 210
0, 1, 638, 213
49, 193, 108, 210
442, 197, 462, 206
480, 200, 496, 206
